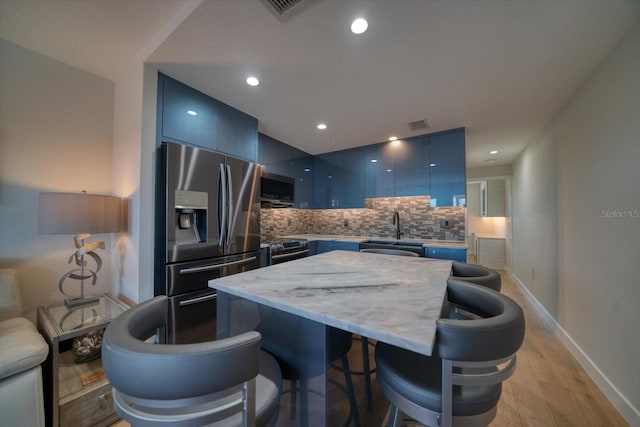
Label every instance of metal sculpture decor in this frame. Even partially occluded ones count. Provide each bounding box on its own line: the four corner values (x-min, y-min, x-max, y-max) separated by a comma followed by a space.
39, 192, 122, 307
58, 233, 105, 306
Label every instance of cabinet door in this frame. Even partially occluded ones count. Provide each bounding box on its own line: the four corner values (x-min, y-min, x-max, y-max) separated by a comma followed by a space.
395, 136, 430, 197
316, 241, 334, 254
429, 129, 466, 207
313, 152, 342, 208
425, 246, 467, 262
161, 76, 218, 150
340, 147, 365, 208
364, 142, 395, 198
333, 241, 360, 252
217, 101, 258, 162
293, 155, 314, 208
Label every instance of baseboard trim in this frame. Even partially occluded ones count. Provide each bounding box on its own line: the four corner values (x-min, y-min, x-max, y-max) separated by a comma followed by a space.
506, 268, 640, 426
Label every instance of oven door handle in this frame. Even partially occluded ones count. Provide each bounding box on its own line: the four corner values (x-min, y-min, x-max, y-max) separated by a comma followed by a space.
271, 249, 309, 260
179, 293, 217, 306
179, 256, 257, 274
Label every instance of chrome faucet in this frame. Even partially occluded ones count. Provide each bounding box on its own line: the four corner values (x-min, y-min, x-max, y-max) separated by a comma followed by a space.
393, 211, 402, 240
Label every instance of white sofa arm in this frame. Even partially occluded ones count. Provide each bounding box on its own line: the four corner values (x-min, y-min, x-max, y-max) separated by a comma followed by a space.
0, 269, 23, 322
0, 318, 49, 381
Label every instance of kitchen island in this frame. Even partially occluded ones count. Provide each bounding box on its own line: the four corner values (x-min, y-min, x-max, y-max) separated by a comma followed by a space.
210, 250, 452, 356
210, 250, 452, 426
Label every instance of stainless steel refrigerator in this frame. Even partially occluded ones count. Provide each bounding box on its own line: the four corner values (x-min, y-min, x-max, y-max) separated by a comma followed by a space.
155, 141, 261, 344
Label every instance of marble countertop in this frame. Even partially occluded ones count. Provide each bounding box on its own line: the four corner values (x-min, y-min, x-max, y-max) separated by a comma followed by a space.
281, 234, 467, 248
210, 251, 452, 356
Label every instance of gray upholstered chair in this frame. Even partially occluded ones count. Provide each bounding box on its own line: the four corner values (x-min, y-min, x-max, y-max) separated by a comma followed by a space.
102, 295, 282, 427
450, 261, 501, 291
375, 279, 525, 427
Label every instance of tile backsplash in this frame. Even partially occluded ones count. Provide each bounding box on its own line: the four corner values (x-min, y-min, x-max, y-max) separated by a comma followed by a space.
261, 195, 465, 242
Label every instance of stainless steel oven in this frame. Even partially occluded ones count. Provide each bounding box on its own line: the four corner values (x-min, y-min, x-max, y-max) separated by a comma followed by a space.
268, 238, 309, 265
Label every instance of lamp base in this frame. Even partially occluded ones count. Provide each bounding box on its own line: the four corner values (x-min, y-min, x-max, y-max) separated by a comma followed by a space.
64, 295, 100, 308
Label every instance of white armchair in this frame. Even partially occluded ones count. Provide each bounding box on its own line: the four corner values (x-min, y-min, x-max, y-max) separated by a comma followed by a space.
0, 268, 49, 427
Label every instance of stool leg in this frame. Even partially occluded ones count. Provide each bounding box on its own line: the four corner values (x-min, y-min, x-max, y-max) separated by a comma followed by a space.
361, 336, 373, 412
341, 356, 361, 427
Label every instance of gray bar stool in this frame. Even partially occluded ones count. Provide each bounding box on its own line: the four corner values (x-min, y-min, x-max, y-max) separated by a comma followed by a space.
102, 296, 283, 427
375, 279, 525, 427
450, 261, 501, 291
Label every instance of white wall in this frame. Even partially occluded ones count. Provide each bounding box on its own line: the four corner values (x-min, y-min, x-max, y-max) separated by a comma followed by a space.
0, 39, 115, 318
110, 61, 158, 304
511, 24, 640, 424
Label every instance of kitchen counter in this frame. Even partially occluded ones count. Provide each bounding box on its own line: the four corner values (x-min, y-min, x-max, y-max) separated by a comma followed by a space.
473, 233, 506, 240
210, 250, 452, 356
281, 234, 467, 249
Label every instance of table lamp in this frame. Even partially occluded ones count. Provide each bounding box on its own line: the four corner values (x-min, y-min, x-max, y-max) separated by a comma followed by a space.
39, 191, 122, 307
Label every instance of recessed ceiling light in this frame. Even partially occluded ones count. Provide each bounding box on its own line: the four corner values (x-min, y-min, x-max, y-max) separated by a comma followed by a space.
389, 136, 398, 141
304, 168, 311, 172
186, 110, 198, 116
386, 169, 392, 173
246, 76, 260, 87
370, 159, 378, 163
351, 18, 368, 34
490, 150, 498, 155
429, 163, 437, 167
317, 123, 327, 130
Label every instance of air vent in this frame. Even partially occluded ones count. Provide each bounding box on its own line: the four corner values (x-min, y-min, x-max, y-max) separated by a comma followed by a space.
408, 118, 430, 132
261, 0, 310, 21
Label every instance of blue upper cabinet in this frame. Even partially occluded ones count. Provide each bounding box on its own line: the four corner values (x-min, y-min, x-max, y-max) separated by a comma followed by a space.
312, 151, 342, 208
158, 74, 258, 161
429, 128, 466, 207
395, 136, 430, 197
340, 147, 365, 208
217, 101, 258, 162
160, 75, 218, 150
365, 142, 395, 198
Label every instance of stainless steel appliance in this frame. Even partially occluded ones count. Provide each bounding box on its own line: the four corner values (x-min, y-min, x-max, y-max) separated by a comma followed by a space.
268, 238, 309, 264
156, 141, 261, 344
260, 172, 295, 208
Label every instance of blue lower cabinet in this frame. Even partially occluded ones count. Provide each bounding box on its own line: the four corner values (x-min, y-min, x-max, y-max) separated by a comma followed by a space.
316, 241, 334, 254
313, 240, 359, 255
332, 241, 359, 252
425, 247, 467, 262
307, 241, 318, 256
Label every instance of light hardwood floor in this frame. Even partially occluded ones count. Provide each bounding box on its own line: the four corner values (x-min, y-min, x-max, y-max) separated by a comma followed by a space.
112, 269, 628, 427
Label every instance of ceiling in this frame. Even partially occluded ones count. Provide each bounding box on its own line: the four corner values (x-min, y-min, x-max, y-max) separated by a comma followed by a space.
1, 0, 639, 169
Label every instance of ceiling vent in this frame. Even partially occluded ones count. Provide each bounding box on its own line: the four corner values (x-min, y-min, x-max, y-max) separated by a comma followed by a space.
261, 0, 311, 21
408, 118, 430, 132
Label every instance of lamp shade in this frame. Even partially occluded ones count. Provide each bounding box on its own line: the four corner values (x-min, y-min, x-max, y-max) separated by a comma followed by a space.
39, 192, 122, 234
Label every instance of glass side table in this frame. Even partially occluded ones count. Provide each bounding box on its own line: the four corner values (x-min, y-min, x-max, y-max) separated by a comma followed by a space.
37, 295, 129, 427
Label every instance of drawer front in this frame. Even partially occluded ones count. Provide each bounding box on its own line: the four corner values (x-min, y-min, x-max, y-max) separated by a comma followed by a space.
60, 383, 116, 427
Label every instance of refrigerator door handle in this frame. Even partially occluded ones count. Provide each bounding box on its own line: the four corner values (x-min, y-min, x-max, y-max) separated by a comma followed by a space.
178, 293, 217, 306
226, 164, 233, 247
179, 256, 258, 274
218, 163, 227, 247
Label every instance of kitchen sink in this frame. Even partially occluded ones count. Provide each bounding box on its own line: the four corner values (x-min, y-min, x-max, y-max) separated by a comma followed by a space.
359, 239, 425, 256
